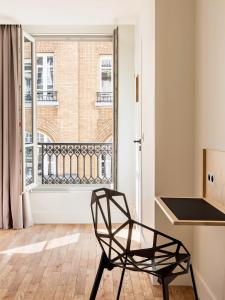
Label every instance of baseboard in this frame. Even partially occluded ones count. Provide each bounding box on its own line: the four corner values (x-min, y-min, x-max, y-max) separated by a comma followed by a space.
194, 267, 216, 300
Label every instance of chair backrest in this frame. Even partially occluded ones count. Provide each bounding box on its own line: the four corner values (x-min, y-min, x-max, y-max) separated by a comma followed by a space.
91, 188, 132, 265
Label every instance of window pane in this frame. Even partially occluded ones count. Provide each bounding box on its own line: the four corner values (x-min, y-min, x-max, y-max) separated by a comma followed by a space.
102, 70, 111, 81
101, 70, 112, 92
24, 38, 33, 144
37, 56, 43, 65
37, 54, 54, 92
37, 67, 43, 90
25, 146, 34, 186
47, 67, 53, 90
47, 56, 53, 66
25, 132, 32, 144
101, 57, 112, 67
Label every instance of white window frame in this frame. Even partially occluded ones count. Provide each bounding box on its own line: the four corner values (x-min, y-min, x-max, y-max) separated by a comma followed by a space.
99, 55, 113, 93
37, 53, 54, 92
22, 31, 37, 191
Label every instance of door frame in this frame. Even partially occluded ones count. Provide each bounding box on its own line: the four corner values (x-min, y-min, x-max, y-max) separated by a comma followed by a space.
113, 27, 119, 190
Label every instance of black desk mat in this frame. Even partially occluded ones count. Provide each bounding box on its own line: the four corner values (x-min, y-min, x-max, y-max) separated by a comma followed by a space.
161, 197, 225, 221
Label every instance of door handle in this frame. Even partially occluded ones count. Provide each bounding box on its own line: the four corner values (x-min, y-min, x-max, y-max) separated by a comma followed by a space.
133, 139, 142, 144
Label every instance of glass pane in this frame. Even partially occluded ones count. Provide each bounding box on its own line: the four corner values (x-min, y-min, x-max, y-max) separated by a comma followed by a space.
25, 131, 32, 144
37, 146, 42, 184
37, 56, 43, 65
101, 57, 112, 67
47, 56, 53, 66
101, 70, 112, 92
25, 146, 34, 186
47, 67, 53, 89
24, 37, 33, 144
37, 66, 43, 90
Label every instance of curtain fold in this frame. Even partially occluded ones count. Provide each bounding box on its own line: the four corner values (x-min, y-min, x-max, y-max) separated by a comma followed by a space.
0, 25, 33, 229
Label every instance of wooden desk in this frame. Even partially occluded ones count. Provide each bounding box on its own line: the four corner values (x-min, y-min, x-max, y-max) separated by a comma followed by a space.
156, 149, 225, 226
155, 196, 225, 226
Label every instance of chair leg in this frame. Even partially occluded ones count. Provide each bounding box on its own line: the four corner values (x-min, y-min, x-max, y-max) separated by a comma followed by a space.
116, 268, 125, 300
190, 264, 199, 300
162, 279, 169, 300
89, 252, 108, 300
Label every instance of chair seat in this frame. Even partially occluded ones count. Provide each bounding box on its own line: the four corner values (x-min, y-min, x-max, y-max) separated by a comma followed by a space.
112, 247, 190, 279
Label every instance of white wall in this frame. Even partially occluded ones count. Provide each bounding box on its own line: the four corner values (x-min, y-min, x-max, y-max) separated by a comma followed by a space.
154, 0, 195, 286
155, 0, 225, 296
155, 0, 195, 198
31, 187, 128, 224
0, 0, 141, 25
31, 189, 93, 223
194, 1, 225, 299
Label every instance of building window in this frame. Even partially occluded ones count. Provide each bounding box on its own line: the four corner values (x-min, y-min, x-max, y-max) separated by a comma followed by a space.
96, 55, 113, 104
100, 55, 112, 93
37, 131, 56, 181
37, 53, 53, 91
37, 53, 57, 102
24, 59, 32, 103
37, 131, 52, 143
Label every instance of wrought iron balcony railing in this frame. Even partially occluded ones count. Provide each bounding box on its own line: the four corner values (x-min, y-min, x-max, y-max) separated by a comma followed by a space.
38, 142, 112, 184
96, 92, 113, 103
25, 91, 58, 103
37, 91, 58, 102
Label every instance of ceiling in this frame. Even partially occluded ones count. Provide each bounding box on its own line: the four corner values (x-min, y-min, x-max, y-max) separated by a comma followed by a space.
0, 0, 142, 25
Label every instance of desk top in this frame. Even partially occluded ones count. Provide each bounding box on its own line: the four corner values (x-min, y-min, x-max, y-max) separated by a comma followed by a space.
155, 196, 225, 226
156, 149, 225, 226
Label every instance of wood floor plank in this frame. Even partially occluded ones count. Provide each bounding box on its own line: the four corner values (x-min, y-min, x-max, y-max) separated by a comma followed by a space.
0, 225, 195, 300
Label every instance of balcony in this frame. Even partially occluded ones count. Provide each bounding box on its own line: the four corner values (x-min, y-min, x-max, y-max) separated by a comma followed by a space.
25, 91, 58, 106
96, 92, 113, 106
38, 142, 112, 185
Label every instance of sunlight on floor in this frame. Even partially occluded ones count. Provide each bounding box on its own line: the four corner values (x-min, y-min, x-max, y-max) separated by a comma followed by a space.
0, 233, 80, 255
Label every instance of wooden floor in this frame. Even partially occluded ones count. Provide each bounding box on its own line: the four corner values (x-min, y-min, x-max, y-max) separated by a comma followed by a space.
0, 225, 195, 300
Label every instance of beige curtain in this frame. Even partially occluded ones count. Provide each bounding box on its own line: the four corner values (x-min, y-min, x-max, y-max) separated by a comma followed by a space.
0, 25, 33, 229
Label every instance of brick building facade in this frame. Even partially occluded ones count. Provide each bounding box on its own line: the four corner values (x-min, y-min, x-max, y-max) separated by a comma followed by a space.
35, 40, 113, 143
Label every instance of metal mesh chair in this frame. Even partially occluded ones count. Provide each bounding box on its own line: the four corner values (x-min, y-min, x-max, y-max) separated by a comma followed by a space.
90, 188, 198, 300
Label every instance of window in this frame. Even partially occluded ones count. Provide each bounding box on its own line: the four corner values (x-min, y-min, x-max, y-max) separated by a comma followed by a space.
100, 154, 112, 179
97, 55, 113, 104
37, 53, 53, 91
37, 131, 52, 143
23, 33, 35, 188
100, 55, 112, 93
37, 53, 55, 101
25, 132, 53, 178
37, 132, 55, 181
24, 59, 32, 103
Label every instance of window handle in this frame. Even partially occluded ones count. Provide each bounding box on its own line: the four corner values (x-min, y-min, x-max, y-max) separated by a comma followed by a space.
133, 139, 142, 144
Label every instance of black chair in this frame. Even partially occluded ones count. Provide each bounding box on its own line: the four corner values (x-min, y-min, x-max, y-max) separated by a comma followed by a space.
90, 188, 198, 300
